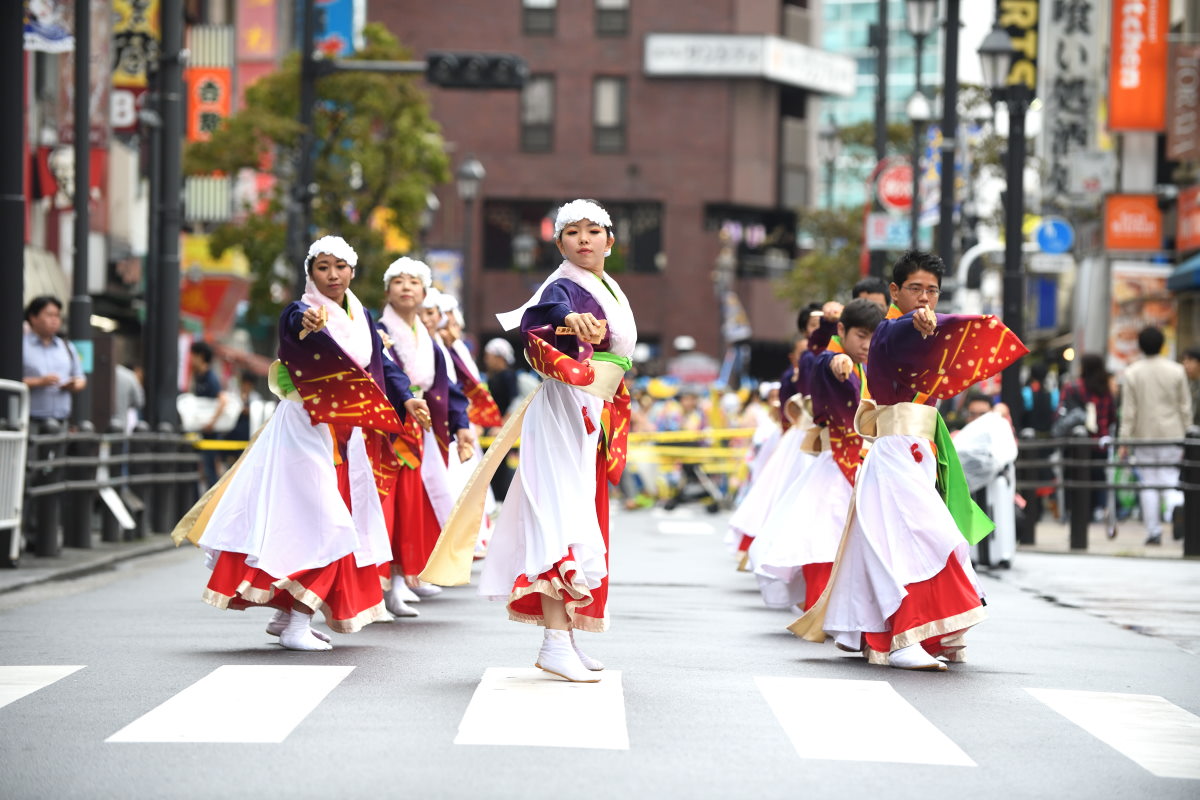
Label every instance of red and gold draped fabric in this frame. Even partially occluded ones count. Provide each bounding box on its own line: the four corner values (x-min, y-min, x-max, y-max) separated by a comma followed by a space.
820, 336, 867, 486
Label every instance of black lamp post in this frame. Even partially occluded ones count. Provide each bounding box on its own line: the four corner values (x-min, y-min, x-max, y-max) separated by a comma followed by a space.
817, 116, 841, 209
979, 25, 1030, 413
904, 0, 938, 97
906, 90, 932, 250
456, 157, 485, 329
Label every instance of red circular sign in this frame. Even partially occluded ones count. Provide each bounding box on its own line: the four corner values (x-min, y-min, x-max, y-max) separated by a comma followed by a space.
876, 164, 914, 213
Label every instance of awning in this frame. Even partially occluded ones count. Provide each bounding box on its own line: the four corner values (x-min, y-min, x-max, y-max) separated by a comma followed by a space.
1169, 252, 1200, 291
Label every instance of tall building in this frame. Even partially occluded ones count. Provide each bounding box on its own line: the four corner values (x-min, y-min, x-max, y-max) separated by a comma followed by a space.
818, 0, 941, 209
377, 0, 854, 371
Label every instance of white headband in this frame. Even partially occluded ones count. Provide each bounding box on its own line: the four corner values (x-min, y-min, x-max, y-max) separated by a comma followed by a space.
305, 235, 358, 273
554, 200, 612, 239
383, 256, 432, 289
422, 286, 442, 310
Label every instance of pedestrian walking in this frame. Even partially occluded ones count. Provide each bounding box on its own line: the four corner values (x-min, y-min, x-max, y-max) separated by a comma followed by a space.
22, 296, 86, 425
421, 199, 637, 683
790, 250, 1028, 671
1057, 354, 1117, 521
1118, 327, 1193, 544
172, 235, 429, 650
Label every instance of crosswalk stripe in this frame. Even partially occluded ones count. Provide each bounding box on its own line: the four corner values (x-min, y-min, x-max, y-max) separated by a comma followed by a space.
1026, 688, 1200, 779
756, 676, 976, 766
106, 665, 355, 744
455, 667, 629, 750
0, 666, 85, 711
656, 520, 715, 535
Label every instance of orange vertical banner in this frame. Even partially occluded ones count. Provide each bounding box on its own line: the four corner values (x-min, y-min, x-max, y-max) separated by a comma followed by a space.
1110, 0, 1169, 131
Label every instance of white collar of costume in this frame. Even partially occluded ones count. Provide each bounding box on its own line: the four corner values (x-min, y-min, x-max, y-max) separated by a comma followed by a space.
380, 303, 435, 391
435, 338, 457, 383
495, 260, 637, 359
301, 279, 372, 369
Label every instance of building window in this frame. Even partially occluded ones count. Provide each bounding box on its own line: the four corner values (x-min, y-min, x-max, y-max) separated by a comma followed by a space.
483, 199, 662, 274
523, 0, 556, 35
520, 76, 555, 153
596, 0, 629, 36
592, 77, 626, 154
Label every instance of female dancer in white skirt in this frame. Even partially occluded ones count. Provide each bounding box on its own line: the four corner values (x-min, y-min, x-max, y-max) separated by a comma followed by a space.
456, 199, 638, 683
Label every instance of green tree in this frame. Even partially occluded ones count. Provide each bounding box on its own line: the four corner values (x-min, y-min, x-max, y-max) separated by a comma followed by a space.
774, 206, 864, 308
185, 23, 449, 335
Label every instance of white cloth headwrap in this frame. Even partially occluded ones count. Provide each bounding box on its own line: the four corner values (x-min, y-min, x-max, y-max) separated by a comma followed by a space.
383, 256, 432, 289
422, 286, 442, 310
553, 200, 612, 238
495, 260, 637, 359
300, 279, 373, 370
305, 235, 358, 273
484, 337, 514, 365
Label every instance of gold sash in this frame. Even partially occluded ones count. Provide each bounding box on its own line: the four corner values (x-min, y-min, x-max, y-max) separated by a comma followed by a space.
527, 357, 625, 402
853, 399, 938, 442
799, 426, 831, 455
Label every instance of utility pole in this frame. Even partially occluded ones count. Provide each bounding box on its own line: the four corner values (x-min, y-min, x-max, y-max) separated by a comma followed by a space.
869, 0, 890, 278
147, 0, 184, 428
0, 2, 24, 383
68, 0, 93, 425
287, 0, 319, 291
937, 0, 961, 270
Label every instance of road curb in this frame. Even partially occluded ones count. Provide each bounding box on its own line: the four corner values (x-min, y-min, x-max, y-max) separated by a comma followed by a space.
0, 536, 181, 595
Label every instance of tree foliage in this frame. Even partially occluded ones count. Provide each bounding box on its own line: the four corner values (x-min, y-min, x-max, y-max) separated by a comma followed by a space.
774, 207, 864, 308
186, 23, 450, 334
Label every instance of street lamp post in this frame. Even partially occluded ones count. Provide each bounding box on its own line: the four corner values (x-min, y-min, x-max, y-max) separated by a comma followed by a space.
979, 25, 1029, 414
906, 91, 932, 250
817, 116, 841, 209
904, 0, 938, 254
456, 157, 485, 329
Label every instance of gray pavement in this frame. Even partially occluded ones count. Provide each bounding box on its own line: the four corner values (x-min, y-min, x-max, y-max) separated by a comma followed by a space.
0, 505, 1198, 799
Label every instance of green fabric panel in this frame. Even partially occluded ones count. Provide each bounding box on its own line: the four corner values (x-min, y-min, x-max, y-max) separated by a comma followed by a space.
275, 361, 297, 396
933, 412, 994, 545
591, 351, 632, 371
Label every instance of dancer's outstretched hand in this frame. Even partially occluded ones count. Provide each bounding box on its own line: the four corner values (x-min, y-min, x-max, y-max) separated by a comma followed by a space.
455, 428, 476, 462
830, 353, 854, 381
405, 398, 432, 430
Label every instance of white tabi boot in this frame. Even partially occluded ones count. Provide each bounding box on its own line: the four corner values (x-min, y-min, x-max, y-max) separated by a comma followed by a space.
279, 611, 333, 651
536, 629, 600, 683
887, 643, 948, 671
384, 583, 420, 618
570, 630, 605, 671
411, 582, 443, 599
267, 609, 331, 643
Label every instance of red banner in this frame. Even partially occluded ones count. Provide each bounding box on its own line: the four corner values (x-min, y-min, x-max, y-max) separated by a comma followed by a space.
1177, 186, 1200, 253
185, 67, 232, 142
1110, 0, 1169, 131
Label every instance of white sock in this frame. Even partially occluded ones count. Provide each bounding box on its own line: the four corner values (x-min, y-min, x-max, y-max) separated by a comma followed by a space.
267, 609, 330, 643
536, 629, 599, 683
279, 611, 333, 651
384, 585, 420, 618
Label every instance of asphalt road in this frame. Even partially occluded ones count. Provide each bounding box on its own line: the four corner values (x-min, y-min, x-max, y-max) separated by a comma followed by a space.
1, 504, 1198, 799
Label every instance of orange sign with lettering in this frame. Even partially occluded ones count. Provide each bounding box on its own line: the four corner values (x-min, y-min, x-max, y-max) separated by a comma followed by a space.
1110, 0, 1169, 131
1104, 194, 1163, 251
185, 67, 232, 142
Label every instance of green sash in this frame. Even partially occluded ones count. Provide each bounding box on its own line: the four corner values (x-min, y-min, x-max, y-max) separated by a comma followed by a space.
591, 351, 633, 371
933, 413, 994, 545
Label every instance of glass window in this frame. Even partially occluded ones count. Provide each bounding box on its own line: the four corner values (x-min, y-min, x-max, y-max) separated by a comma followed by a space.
520, 75, 555, 152
523, 0, 556, 35
593, 77, 626, 154
596, 0, 629, 36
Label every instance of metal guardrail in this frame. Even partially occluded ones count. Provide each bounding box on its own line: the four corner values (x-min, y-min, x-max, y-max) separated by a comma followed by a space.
1013, 428, 1200, 556
14, 421, 201, 567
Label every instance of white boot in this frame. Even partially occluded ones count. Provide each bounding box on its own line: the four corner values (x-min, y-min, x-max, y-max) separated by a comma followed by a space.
384, 584, 420, 618
570, 630, 605, 671
266, 609, 331, 643
536, 629, 600, 683
411, 582, 443, 599
279, 611, 333, 651
393, 580, 422, 603
887, 643, 947, 671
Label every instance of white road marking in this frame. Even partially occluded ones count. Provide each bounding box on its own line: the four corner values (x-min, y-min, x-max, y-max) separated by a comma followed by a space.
455, 667, 629, 750
756, 676, 976, 766
106, 665, 354, 743
656, 520, 715, 535
1027, 688, 1200, 779
0, 666, 85, 711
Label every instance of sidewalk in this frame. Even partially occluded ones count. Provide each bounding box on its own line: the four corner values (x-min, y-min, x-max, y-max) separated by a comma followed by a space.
0, 534, 179, 595
1019, 517, 1190, 559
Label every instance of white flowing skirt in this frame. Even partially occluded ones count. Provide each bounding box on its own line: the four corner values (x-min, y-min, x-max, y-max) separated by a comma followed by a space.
197, 399, 392, 579
478, 381, 608, 599
421, 429, 455, 526
823, 434, 982, 652
749, 449, 848, 607
728, 426, 814, 542
447, 437, 496, 547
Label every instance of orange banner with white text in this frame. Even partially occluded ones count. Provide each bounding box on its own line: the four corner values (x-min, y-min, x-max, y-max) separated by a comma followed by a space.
1110, 0, 1169, 131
